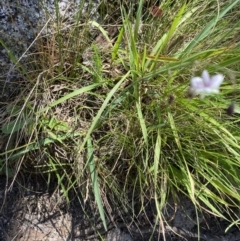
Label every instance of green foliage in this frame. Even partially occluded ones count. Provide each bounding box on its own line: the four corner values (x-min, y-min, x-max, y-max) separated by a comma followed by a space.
1, 0, 240, 235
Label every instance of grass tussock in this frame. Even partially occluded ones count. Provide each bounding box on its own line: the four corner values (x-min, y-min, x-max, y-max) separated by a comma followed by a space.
1, 0, 240, 235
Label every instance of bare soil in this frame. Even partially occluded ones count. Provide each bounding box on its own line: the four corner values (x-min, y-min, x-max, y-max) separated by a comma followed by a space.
0, 174, 239, 241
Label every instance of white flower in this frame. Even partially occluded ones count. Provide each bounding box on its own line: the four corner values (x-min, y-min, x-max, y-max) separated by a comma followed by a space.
189, 70, 224, 97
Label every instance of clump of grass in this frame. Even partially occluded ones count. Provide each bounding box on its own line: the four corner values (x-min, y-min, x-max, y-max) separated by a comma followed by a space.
1, 0, 240, 237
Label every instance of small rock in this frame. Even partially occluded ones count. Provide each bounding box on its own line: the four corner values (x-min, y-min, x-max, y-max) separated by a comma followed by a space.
107, 228, 132, 241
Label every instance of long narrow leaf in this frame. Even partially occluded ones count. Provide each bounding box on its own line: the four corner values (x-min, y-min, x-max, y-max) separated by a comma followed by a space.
80, 71, 130, 152
87, 138, 107, 231
180, 0, 240, 56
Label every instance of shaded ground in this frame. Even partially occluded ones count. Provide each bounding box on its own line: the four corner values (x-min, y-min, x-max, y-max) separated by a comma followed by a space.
0, 174, 239, 241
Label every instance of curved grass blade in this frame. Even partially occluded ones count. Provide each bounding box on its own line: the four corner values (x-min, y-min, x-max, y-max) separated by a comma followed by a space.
87, 138, 107, 231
